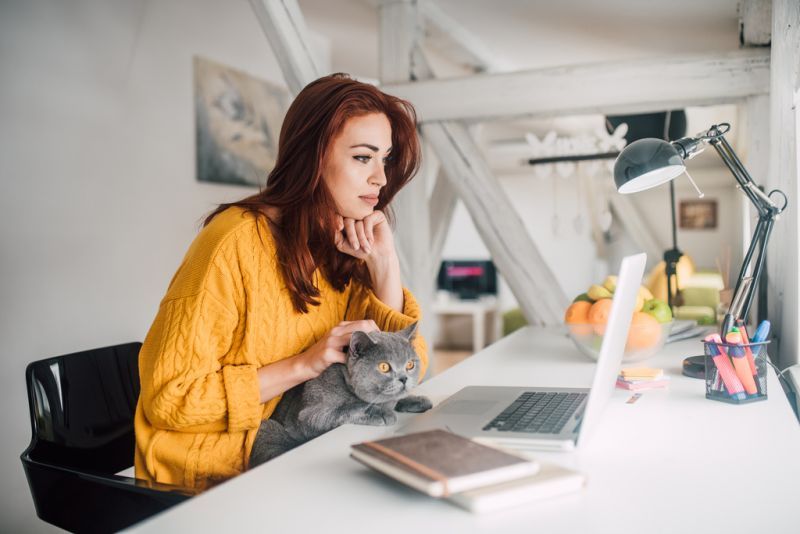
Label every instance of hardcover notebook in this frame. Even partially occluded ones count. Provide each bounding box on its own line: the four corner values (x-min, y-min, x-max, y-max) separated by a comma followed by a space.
350, 429, 540, 498
447, 462, 586, 513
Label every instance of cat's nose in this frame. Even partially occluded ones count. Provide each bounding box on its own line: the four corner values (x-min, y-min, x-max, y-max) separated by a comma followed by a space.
399, 376, 407, 384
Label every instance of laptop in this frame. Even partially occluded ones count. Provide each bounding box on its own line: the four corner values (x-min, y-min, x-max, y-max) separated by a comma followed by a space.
399, 253, 647, 452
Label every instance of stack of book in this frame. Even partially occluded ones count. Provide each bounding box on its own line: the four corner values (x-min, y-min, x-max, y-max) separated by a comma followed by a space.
616, 367, 670, 391
350, 429, 585, 513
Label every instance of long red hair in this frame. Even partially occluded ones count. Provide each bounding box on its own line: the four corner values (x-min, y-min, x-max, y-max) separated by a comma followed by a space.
203, 73, 420, 313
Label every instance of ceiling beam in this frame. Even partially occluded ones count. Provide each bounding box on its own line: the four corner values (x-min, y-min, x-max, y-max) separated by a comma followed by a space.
382, 49, 771, 123
418, 0, 504, 73
740, 0, 772, 46
249, 0, 320, 95
424, 121, 569, 325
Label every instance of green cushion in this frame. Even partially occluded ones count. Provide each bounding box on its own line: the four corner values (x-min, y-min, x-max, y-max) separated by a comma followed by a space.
675, 305, 717, 325
503, 308, 528, 336
681, 286, 720, 308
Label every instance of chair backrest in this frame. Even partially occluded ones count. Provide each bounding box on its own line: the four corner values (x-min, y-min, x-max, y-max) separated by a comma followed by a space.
21, 342, 193, 533
24, 342, 142, 474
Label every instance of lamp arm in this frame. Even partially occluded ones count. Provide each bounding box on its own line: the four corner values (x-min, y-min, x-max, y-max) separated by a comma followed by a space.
709, 137, 769, 215
721, 216, 774, 339
704, 126, 786, 339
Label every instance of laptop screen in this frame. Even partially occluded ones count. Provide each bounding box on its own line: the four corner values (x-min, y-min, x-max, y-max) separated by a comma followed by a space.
576, 253, 647, 445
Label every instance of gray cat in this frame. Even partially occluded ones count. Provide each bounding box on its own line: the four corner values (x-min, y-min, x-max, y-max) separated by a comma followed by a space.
249, 322, 432, 466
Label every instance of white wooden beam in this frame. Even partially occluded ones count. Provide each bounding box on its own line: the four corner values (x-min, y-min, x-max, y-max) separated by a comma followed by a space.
249, 0, 320, 95
383, 49, 771, 123
740, 0, 772, 46
429, 166, 458, 279
767, 0, 800, 369
379, 0, 418, 83
736, 95, 770, 312
607, 192, 663, 266
423, 121, 569, 325
418, 0, 503, 73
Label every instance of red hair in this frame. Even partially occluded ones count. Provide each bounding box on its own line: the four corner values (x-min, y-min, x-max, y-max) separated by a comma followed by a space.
204, 73, 420, 313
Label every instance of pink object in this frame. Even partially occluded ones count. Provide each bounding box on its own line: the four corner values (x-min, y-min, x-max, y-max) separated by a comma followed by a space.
616, 378, 670, 391
726, 332, 758, 395
706, 334, 746, 398
738, 325, 758, 376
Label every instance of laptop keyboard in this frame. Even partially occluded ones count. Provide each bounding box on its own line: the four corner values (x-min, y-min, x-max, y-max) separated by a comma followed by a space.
482, 391, 587, 434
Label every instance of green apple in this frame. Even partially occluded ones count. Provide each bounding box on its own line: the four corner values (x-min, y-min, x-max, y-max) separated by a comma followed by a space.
573, 292, 593, 303
642, 298, 673, 323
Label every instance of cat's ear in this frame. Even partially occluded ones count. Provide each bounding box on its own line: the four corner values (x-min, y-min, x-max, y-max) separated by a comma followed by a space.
397, 322, 418, 342
349, 330, 378, 354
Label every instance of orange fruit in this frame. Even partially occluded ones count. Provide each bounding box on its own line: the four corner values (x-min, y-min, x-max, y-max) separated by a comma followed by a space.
564, 301, 591, 324
626, 312, 661, 350
564, 301, 593, 336
588, 299, 613, 335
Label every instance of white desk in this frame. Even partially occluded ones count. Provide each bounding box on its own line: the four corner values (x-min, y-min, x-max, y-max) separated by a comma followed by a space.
129, 327, 800, 533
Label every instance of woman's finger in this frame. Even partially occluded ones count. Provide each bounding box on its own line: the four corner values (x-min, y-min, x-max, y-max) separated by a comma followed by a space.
333, 228, 346, 251
343, 218, 359, 250
327, 334, 351, 349
363, 215, 376, 245
354, 221, 370, 253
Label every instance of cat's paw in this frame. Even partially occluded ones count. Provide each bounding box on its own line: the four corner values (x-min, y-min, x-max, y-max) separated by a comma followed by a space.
394, 395, 433, 413
365, 405, 398, 426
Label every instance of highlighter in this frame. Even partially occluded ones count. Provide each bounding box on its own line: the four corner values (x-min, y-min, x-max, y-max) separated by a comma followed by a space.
737, 324, 757, 376
705, 334, 746, 400
725, 331, 758, 395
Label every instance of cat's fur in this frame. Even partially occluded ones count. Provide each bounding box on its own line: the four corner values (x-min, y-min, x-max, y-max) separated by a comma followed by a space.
249, 322, 432, 466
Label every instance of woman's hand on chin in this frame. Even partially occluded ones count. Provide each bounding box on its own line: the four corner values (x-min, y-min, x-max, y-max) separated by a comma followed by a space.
334, 211, 396, 264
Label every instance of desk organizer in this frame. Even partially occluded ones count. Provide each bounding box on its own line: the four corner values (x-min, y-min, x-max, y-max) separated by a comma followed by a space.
704, 339, 769, 404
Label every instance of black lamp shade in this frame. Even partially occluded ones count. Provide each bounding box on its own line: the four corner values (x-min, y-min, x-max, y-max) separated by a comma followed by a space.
614, 138, 686, 194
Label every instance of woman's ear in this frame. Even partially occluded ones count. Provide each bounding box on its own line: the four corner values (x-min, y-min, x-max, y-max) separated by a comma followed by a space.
397, 322, 418, 342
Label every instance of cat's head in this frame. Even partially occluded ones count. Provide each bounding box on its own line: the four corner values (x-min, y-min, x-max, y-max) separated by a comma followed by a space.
346, 322, 422, 403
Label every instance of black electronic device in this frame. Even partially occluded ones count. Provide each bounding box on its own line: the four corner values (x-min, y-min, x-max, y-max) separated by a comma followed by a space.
437, 260, 497, 300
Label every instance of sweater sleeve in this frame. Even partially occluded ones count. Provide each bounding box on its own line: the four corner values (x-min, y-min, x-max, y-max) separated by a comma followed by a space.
139, 290, 262, 434
345, 284, 429, 380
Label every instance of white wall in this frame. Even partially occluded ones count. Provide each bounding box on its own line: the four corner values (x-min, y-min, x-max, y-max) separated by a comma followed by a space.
0, 0, 750, 528
0, 1, 299, 530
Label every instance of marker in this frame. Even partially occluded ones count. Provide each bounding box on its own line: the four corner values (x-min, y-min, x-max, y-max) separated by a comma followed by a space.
736, 323, 757, 376
737, 323, 762, 395
752, 320, 771, 344
726, 330, 758, 395
705, 334, 746, 400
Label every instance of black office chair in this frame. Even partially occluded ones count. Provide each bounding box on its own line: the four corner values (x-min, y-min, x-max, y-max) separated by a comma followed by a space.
21, 342, 193, 533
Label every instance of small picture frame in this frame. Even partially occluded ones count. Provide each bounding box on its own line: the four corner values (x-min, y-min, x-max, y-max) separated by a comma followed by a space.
679, 199, 717, 230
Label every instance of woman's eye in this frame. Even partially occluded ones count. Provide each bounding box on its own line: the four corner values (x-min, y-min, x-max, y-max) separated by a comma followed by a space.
354, 155, 371, 163
405, 360, 415, 371
378, 362, 391, 373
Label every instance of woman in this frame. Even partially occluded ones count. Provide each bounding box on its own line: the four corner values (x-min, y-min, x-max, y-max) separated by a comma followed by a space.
134, 73, 428, 490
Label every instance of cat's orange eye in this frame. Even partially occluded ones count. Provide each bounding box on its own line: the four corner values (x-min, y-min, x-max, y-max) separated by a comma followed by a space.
405, 360, 415, 371
378, 362, 391, 373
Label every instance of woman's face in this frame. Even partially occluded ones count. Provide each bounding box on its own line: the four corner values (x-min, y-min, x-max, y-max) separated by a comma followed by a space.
322, 113, 392, 220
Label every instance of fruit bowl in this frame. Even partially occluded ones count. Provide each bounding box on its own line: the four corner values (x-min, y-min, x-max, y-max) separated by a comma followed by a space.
566, 320, 673, 363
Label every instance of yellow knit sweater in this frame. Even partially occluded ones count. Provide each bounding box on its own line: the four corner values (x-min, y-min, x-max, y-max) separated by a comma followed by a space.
134, 207, 428, 490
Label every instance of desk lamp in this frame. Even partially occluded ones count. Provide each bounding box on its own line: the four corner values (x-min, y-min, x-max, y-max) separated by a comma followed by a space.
613, 123, 787, 345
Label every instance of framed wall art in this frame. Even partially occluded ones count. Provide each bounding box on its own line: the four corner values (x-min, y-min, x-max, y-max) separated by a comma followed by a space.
194, 56, 288, 187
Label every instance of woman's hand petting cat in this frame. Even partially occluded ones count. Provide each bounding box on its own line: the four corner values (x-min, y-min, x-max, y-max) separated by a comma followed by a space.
334, 211, 396, 264
297, 320, 380, 379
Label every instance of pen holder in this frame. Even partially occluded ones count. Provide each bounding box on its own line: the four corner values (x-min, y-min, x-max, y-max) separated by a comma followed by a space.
703, 340, 769, 404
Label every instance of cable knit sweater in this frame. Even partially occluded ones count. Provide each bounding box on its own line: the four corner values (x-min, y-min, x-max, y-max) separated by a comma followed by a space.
134, 207, 428, 490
